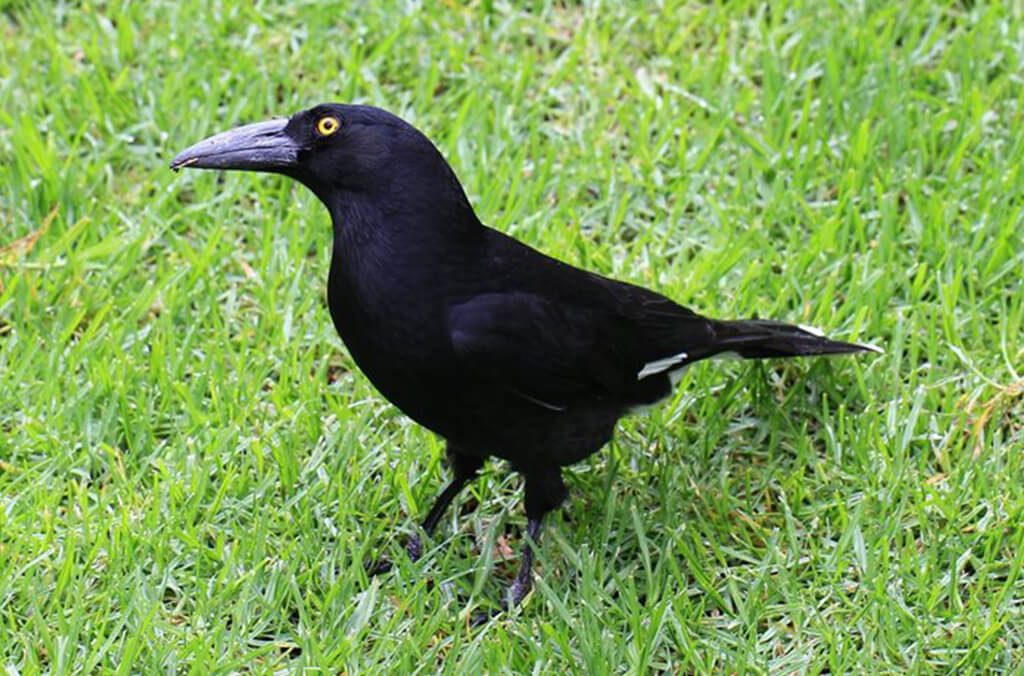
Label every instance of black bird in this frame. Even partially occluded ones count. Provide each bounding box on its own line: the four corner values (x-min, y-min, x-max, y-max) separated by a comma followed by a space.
171, 103, 879, 615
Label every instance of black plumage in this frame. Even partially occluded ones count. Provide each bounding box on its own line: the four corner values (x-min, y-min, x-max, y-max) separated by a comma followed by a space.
171, 103, 879, 616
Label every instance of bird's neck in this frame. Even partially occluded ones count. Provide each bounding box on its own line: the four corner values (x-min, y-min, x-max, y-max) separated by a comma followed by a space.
326, 186, 482, 252
324, 188, 485, 350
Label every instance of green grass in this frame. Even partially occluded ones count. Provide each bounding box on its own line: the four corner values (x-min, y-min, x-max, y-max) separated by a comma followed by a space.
1, 0, 1022, 672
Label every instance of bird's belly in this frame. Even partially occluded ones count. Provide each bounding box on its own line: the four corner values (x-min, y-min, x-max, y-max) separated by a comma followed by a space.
449, 391, 621, 470
337, 324, 619, 467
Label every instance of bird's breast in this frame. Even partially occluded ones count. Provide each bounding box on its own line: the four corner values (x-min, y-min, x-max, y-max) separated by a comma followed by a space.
326, 249, 460, 427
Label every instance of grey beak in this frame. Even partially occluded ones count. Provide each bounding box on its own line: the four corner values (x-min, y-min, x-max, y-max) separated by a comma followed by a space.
170, 118, 298, 172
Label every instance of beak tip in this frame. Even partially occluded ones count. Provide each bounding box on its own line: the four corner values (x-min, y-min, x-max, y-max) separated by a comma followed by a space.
169, 155, 197, 171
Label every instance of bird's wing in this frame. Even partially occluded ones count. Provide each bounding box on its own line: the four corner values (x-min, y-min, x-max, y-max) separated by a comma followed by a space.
447, 292, 627, 410
447, 288, 717, 411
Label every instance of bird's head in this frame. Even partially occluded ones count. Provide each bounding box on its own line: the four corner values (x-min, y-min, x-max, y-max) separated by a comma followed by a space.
170, 103, 476, 227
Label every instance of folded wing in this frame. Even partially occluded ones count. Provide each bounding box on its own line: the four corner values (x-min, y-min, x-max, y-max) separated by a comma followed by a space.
447, 285, 720, 411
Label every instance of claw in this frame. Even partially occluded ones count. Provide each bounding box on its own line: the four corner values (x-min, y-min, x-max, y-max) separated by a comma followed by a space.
470, 607, 499, 628
366, 556, 393, 577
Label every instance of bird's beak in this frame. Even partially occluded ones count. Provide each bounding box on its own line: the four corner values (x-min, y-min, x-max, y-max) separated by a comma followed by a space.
169, 118, 298, 172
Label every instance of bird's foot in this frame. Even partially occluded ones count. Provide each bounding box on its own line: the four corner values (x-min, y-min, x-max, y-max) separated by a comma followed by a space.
367, 533, 425, 577
469, 564, 535, 627
470, 515, 543, 626
508, 573, 533, 609
470, 607, 500, 628
406, 534, 423, 562
366, 556, 393, 577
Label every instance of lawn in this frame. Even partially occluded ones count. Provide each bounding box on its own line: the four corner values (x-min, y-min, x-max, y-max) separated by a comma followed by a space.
1, 1, 1022, 673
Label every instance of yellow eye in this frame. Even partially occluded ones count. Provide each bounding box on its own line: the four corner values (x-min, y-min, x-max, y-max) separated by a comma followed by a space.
316, 116, 340, 136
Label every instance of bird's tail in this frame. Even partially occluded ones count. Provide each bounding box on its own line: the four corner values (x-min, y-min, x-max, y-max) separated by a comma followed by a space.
710, 319, 882, 359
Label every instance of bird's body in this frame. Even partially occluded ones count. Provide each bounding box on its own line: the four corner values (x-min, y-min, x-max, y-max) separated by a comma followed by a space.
329, 222, 673, 470
171, 103, 879, 617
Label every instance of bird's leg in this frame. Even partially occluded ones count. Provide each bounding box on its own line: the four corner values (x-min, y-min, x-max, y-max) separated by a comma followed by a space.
406, 472, 473, 561
473, 469, 565, 624
369, 446, 481, 576
504, 469, 565, 609
507, 515, 543, 608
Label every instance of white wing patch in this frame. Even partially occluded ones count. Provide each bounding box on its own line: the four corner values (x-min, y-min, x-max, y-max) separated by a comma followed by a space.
637, 351, 688, 380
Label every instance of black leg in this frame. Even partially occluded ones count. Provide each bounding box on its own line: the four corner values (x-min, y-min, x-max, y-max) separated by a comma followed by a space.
368, 445, 481, 576
406, 472, 474, 561
472, 468, 566, 625
507, 515, 543, 608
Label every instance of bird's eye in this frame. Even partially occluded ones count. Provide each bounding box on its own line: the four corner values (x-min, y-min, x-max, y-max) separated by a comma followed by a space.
316, 116, 340, 136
